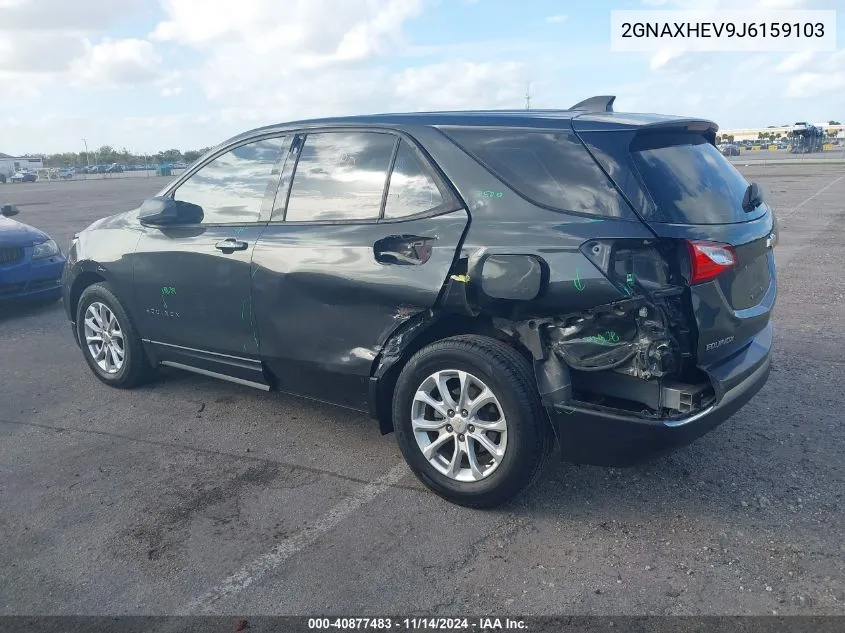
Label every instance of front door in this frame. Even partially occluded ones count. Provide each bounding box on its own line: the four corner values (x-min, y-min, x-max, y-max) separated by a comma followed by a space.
133, 135, 289, 385
252, 131, 468, 410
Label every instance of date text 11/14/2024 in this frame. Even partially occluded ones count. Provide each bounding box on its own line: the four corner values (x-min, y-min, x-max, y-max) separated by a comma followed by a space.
307, 617, 527, 630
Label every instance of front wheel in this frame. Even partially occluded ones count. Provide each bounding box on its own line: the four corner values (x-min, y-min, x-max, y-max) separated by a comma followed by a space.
392, 335, 551, 508
76, 282, 153, 388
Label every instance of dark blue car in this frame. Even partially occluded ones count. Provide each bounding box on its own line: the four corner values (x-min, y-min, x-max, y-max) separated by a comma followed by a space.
0, 204, 65, 303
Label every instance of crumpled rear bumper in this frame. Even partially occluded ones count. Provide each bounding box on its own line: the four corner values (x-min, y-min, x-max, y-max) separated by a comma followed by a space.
550, 323, 773, 467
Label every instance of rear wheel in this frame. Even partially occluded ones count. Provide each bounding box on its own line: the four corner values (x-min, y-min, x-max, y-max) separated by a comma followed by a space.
393, 335, 550, 508
76, 282, 153, 388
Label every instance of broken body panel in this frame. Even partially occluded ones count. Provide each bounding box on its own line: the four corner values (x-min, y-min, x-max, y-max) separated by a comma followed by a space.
374, 114, 776, 465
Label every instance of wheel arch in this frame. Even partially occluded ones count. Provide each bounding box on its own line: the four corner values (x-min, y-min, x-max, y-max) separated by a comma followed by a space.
69, 271, 107, 323
369, 311, 534, 435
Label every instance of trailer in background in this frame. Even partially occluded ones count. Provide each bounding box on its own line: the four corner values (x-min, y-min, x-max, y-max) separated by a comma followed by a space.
790, 122, 824, 153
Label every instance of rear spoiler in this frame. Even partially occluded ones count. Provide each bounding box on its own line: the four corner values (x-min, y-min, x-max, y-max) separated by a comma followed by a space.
572, 114, 719, 145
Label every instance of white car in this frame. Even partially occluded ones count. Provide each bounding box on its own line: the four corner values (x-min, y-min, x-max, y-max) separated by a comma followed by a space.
11, 171, 37, 183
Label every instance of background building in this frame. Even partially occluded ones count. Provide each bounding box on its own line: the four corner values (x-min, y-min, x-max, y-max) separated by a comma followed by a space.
720, 124, 843, 142
0, 153, 43, 178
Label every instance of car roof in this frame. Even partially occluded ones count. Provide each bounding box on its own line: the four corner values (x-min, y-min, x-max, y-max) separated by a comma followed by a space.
220, 107, 718, 147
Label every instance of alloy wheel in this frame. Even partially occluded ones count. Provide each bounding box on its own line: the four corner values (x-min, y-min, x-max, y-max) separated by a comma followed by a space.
83, 301, 125, 374
411, 369, 508, 482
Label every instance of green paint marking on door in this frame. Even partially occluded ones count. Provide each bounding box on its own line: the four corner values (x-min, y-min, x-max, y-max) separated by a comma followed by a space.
574, 268, 585, 291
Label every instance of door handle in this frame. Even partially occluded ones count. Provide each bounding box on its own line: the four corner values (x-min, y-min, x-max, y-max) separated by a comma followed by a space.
215, 238, 249, 252
373, 235, 435, 265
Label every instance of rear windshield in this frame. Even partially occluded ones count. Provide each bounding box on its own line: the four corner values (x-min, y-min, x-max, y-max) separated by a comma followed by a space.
632, 133, 763, 224
445, 128, 632, 218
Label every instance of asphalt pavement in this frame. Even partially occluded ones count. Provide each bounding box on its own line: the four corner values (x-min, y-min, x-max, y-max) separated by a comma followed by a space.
0, 167, 843, 616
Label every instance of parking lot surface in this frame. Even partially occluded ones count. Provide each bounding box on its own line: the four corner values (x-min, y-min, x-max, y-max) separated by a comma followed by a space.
1, 168, 843, 615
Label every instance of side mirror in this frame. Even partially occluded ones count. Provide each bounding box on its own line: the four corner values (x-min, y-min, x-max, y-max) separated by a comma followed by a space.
1, 204, 19, 217
139, 196, 203, 226
742, 182, 764, 212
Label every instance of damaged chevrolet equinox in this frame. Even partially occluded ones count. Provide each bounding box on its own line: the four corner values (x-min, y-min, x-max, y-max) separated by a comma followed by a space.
63, 96, 777, 507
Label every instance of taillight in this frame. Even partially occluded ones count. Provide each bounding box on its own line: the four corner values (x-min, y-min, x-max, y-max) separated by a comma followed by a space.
686, 240, 736, 284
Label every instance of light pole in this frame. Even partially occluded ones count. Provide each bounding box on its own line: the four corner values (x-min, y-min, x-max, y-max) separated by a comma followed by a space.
82, 138, 90, 169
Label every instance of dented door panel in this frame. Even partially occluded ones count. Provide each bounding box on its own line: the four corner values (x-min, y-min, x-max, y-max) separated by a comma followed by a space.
251, 210, 469, 410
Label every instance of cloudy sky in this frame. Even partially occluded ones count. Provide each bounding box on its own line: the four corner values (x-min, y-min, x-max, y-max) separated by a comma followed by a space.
1, 0, 842, 154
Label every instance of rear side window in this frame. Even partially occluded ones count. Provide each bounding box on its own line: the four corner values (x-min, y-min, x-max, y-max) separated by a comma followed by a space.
285, 131, 396, 222
383, 140, 444, 219
632, 134, 760, 224
445, 128, 630, 218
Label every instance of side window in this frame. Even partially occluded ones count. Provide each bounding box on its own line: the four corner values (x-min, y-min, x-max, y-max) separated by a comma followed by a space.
445, 128, 630, 218
383, 140, 444, 219
285, 132, 396, 222
173, 136, 287, 224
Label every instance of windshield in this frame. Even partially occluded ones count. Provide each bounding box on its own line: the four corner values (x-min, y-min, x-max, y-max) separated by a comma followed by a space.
632, 133, 767, 224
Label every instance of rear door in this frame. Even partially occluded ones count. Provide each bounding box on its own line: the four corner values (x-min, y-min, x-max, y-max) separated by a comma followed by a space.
576, 124, 776, 375
251, 129, 469, 410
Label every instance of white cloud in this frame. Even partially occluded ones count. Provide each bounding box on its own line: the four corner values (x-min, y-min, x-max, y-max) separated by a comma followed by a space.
0, 69, 43, 99
70, 39, 163, 85
152, 0, 421, 61
156, 70, 183, 97
785, 50, 845, 98
393, 61, 525, 110
152, 0, 424, 107
0, 0, 162, 97
649, 49, 684, 70
0, 32, 86, 72
0, 0, 141, 31
776, 51, 816, 73
545, 15, 567, 23
640, 0, 807, 7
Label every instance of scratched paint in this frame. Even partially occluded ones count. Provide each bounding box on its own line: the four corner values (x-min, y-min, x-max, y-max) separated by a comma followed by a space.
241, 296, 260, 352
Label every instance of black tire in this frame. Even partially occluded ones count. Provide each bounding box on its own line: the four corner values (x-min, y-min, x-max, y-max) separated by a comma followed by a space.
392, 334, 550, 508
76, 282, 153, 388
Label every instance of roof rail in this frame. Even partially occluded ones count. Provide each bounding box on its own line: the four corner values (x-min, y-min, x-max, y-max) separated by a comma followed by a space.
569, 95, 616, 113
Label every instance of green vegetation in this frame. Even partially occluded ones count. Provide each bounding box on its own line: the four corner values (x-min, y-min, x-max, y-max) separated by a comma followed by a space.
28, 145, 214, 168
